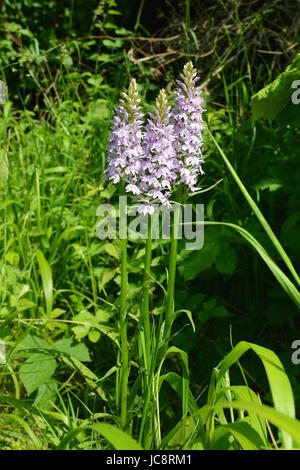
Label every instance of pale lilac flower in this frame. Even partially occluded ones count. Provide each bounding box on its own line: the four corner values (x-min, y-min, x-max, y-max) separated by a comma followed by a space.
172, 61, 205, 191
105, 63, 205, 214
137, 89, 180, 214
105, 79, 145, 192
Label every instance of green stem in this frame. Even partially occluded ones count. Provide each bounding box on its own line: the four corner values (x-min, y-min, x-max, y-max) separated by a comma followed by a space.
163, 209, 179, 345
141, 215, 152, 374
138, 216, 153, 448
119, 236, 129, 430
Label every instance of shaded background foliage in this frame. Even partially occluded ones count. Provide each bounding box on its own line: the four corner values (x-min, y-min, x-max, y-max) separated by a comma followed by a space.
0, 0, 299, 439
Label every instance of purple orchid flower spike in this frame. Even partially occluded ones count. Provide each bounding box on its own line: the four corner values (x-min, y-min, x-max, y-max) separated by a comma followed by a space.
105, 62, 205, 215
105, 78, 145, 193
137, 88, 180, 214
172, 61, 205, 192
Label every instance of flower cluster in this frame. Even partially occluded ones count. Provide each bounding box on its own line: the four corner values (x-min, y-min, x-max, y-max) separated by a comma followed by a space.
172, 62, 205, 191
105, 62, 205, 213
136, 89, 180, 214
105, 79, 145, 186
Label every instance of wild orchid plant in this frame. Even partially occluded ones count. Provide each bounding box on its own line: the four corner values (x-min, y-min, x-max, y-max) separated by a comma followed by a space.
104, 62, 300, 450
105, 62, 205, 442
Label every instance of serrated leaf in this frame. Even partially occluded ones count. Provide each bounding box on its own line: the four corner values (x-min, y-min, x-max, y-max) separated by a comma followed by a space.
96, 309, 112, 322
104, 241, 121, 260
251, 53, 300, 122
48, 308, 65, 319
88, 330, 101, 343
72, 325, 89, 339
95, 267, 116, 291
19, 353, 57, 395
15, 334, 48, 353
53, 338, 91, 362
34, 378, 57, 411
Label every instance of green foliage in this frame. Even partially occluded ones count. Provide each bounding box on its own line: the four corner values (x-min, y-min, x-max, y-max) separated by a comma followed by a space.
179, 227, 238, 279
251, 53, 300, 125
0, 0, 299, 452
13, 334, 90, 404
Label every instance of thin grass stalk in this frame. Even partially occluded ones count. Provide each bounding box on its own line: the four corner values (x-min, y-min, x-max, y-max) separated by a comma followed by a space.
185, 0, 190, 29
163, 209, 180, 345
138, 307, 165, 447
137, 216, 153, 448
141, 218, 153, 449
138, 353, 154, 447
141, 215, 152, 375
119, 236, 129, 429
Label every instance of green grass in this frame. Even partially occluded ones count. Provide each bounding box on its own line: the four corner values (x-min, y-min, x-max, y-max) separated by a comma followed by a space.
0, 0, 299, 451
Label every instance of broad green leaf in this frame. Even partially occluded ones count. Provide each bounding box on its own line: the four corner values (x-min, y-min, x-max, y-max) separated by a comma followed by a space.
251, 53, 300, 123
91, 423, 142, 449
103, 39, 124, 49
19, 353, 57, 395
209, 425, 232, 450
53, 338, 91, 362
104, 241, 121, 260
48, 308, 65, 319
93, 423, 143, 449
88, 330, 101, 343
179, 228, 219, 279
33, 378, 57, 411
15, 334, 48, 351
95, 267, 116, 291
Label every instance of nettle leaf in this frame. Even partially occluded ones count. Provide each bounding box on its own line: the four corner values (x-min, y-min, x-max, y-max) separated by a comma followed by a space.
53, 338, 91, 362
19, 353, 57, 395
179, 228, 238, 280
16, 334, 91, 395
14, 334, 48, 357
33, 378, 57, 411
88, 330, 101, 343
72, 310, 113, 342
250, 53, 300, 123
96, 309, 112, 322
104, 241, 122, 260
94, 267, 116, 291
72, 310, 94, 339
